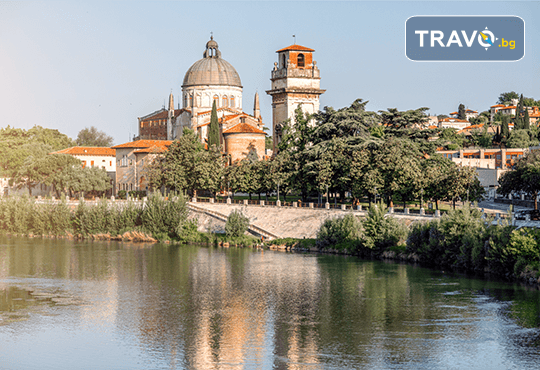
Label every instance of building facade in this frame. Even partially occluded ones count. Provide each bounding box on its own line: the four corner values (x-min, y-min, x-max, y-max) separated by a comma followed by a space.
111, 140, 172, 193
266, 44, 325, 152
137, 37, 266, 163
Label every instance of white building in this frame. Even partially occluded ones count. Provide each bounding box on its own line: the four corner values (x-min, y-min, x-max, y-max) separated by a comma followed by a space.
51, 147, 116, 171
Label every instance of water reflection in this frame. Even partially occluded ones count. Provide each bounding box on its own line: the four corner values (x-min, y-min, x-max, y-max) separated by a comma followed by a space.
0, 236, 539, 369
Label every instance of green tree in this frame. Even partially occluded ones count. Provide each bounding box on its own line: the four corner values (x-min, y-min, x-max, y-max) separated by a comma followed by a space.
498, 91, 519, 105
523, 109, 530, 130
371, 138, 422, 208
277, 104, 314, 201
0, 126, 74, 179
208, 100, 220, 149
507, 129, 538, 149
225, 210, 250, 237
28, 125, 75, 151
379, 107, 429, 130
458, 104, 466, 120
76, 126, 114, 147
514, 94, 525, 130
160, 129, 205, 195
501, 115, 510, 143
498, 150, 540, 210
192, 144, 224, 198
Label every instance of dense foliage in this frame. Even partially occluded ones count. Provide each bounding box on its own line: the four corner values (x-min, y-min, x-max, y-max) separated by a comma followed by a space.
316, 204, 540, 282
0, 193, 200, 242
76, 126, 114, 147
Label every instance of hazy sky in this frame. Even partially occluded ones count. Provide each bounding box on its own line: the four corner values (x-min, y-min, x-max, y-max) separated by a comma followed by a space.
1, 1, 539, 145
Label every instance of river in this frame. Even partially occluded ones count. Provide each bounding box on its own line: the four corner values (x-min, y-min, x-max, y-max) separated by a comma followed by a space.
0, 236, 539, 369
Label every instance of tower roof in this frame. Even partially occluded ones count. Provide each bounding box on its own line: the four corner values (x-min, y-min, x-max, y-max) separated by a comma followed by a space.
276, 44, 315, 53
182, 37, 242, 88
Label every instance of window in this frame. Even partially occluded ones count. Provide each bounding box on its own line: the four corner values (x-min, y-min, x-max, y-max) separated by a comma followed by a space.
240, 117, 246, 123
506, 155, 511, 159
189, 95, 193, 107
230, 96, 235, 108
82, 160, 86, 168
281, 54, 286, 68
91, 160, 94, 167
222, 95, 228, 107
110, 161, 112, 166
121, 155, 128, 167
297, 53, 305, 67
184, 95, 187, 107
213, 95, 219, 107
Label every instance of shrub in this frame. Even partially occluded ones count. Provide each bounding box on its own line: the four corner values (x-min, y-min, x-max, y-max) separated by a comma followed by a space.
362, 203, 407, 252
141, 193, 188, 240
225, 210, 250, 238
317, 213, 362, 252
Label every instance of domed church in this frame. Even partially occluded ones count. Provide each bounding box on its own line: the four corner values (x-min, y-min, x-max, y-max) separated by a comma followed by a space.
137, 36, 266, 163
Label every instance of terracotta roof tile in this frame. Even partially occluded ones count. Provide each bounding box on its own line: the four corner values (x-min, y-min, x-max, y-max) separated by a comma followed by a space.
491, 104, 506, 108
134, 145, 168, 154
223, 122, 265, 134
276, 44, 315, 52
51, 147, 116, 156
440, 118, 469, 123
140, 109, 184, 121
111, 140, 173, 149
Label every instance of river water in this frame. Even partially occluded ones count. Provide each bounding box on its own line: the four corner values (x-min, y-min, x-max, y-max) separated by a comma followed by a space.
0, 236, 539, 369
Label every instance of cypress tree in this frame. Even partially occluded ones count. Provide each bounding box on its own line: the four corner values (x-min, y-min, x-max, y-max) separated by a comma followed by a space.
514, 94, 524, 130
458, 104, 466, 120
524, 109, 530, 130
501, 115, 510, 143
208, 100, 220, 149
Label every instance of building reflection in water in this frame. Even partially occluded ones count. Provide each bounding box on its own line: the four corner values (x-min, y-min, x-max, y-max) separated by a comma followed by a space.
1, 237, 538, 369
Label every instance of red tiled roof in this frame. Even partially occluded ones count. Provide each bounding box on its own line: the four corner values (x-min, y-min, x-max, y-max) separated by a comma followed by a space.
140, 109, 184, 121
491, 104, 505, 108
500, 106, 517, 110
111, 140, 173, 149
449, 111, 458, 115
440, 118, 469, 123
134, 145, 168, 154
427, 125, 438, 129
276, 44, 315, 52
458, 124, 484, 134
223, 122, 265, 134
51, 146, 115, 156
465, 109, 478, 113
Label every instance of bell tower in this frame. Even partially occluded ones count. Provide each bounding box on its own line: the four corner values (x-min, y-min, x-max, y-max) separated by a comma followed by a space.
266, 44, 325, 151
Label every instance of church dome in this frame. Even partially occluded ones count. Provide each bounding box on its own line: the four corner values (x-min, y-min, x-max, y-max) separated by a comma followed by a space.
182, 37, 242, 88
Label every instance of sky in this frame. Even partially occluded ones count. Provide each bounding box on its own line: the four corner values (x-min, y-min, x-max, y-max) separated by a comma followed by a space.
1, 1, 539, 145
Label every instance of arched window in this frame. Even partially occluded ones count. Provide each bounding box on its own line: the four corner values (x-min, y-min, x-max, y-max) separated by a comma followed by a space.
230, 96, 235, 108
213, 95, 219, 107
184, 94, 187, 108
189, 95, 193, 107
297, 53, 305, 67
222, 95, 228, 107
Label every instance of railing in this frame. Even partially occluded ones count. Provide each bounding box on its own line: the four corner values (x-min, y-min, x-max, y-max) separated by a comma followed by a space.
188, 203, 279, 240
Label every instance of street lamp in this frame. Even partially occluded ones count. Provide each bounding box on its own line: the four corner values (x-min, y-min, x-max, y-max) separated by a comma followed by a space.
420, 188, 424, 209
